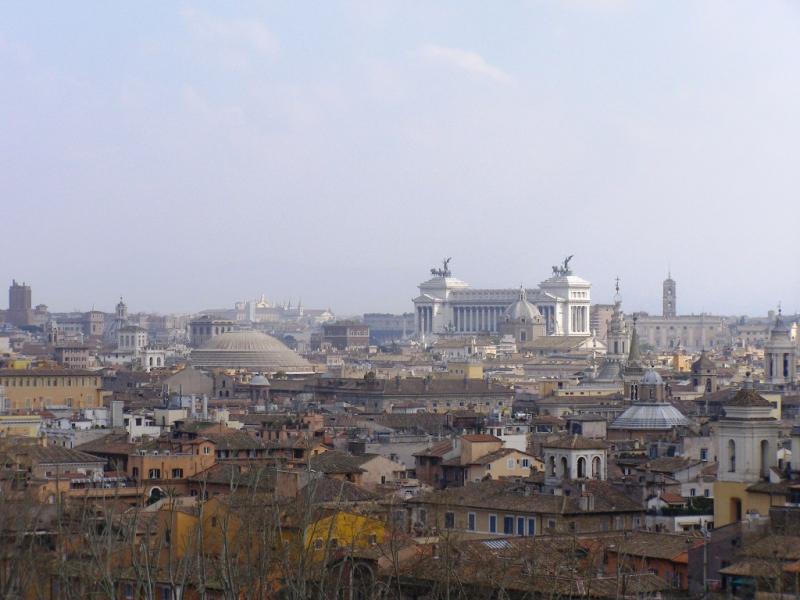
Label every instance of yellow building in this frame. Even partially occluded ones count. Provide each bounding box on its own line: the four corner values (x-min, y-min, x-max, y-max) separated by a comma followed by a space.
672, 352, 691, 372
0, 369, 107, 411
200, 494, 386, 564
303, 512, 386, 558
0, 414, 42, 437
5, 358, 33, 370
713, 481, 773, 527
444, 361, 483, 380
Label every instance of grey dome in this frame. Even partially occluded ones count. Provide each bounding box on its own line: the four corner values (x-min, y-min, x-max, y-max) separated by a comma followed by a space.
595, 359, 623, 382
191, 330, 313, 373
641, 369, 663, 385
771, 311, 790, 336
504, 287, 543, 322
250, 374, 271, 386
691, 351, 715, 374
610, 402, 690, 430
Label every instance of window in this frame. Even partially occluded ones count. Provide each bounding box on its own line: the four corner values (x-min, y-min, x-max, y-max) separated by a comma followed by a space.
123, 583, 134, 600
161, 587, 172, 600
690, 488, 696, 497
704, 489, 710, 498
132, 467, 139, 478
522, 458, 530, 468
547, 519, 556, 530
527, 518, 535, 536
368, 534, 377, 545
419, 509, 427, 525
171, 468, 184, 479
148, 469, 161, 479
503, 516, 514, 535
468, 512, 476, 531
507, 459, 515, 469
517, 517, 525, 536
444, 512, 455, 529
489, 514, 497, 533
700, 448, 708, 461
203, 446, 210, 455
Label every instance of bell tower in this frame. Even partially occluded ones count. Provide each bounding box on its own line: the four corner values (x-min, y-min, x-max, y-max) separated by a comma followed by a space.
662, 271, 676, 318
607, 278, 628, 359
764, 307, 796, 387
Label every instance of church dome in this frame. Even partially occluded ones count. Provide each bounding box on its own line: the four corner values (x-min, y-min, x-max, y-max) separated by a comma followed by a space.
595, 359, 623, 382
771, 310, 790, 337
691, 351, 715, 374
724, 388, 771, 408
191, 330, 313, 373
609, 402, 690, 430
504, 287, 543, 322
250, 374, 271, 386
641, 369, 663, 386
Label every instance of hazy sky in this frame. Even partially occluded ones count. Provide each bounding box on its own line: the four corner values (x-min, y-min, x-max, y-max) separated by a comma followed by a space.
2, 2, 799, 317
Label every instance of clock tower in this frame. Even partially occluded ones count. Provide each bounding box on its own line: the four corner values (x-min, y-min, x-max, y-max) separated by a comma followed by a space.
662, 272, 676, 319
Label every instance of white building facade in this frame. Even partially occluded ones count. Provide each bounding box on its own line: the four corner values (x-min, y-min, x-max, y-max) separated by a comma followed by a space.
412, 257, 591, 339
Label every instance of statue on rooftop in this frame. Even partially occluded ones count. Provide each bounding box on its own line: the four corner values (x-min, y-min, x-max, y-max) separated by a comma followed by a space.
551, 255, 574, 277
430, 257, 453, 277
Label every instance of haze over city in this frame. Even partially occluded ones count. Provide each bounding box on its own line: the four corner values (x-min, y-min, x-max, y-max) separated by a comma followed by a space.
4, 4, 800, 599
2, 2, 800, 315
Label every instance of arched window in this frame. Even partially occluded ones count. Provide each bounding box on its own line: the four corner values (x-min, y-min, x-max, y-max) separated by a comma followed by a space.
548, 456, 556, 477
560, 457, 569, 479
577, 457, 586, 478
728, 440, 736, 472
649, 387, 655, 400
592, 456, 602, 479
705, 378, 712, 392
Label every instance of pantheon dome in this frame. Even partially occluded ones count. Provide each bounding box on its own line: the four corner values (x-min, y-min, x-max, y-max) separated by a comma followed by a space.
191, 330, 313, 374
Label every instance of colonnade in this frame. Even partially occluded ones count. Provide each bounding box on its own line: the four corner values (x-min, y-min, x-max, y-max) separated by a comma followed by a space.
417, 302, 591, 336
453, 306, 505, 333
569, 306, 589, 334
417, 306, 433, 334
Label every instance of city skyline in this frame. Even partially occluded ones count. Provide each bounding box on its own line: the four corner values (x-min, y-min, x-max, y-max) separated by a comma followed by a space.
2, 2, 799, 315
2, 263, 795, 320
